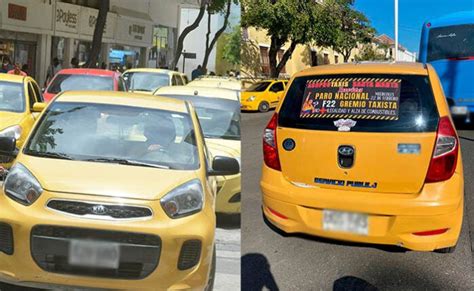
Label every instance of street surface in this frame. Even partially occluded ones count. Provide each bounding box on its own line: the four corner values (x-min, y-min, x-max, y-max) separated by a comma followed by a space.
215, 215, 241, 291
241, 111, 474, 290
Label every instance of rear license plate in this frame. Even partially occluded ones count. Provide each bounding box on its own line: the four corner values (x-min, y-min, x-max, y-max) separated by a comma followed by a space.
323, 210, 368, 235
69, 240, 120, 269
451, 106, 468, 115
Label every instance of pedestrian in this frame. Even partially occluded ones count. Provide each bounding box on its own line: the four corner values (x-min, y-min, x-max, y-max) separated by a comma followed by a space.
70, 57, 79, 68
100, 62, 107, 70
191, 65, 203, 80
7, 63, 27, 76
0, 57, 12, 73
45, 57, 62, 85
21, 64, 29, 76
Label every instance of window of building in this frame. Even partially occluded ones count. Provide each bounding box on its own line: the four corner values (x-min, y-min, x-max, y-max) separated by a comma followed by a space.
311, 50, 318, 66
323, 53, 329, 65
335, 55, 339, 64
260, 46, 269, 75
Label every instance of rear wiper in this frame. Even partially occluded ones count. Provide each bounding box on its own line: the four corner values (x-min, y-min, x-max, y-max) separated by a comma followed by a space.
27, 151, 73, 160
84, 158, 170, 169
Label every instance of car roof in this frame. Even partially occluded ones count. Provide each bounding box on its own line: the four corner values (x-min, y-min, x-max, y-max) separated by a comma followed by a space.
124, 68, 178, 75
426, 10, 473, 27
295, 62, 429, 77
55, 90, 189, 113
155, 85, 239, 101
0, 73, 27, 83
187, 79, 241, 90
56, 68, 119, 77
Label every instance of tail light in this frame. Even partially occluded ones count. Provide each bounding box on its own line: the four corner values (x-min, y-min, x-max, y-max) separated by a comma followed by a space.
425, 116, 459, 183
263, 113, 281, 171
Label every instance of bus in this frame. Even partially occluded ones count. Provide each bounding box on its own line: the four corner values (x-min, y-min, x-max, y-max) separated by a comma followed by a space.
419, 11, 474, 124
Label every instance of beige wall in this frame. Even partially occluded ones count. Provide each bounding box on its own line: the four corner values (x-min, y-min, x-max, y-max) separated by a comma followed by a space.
243, 27, 361, 79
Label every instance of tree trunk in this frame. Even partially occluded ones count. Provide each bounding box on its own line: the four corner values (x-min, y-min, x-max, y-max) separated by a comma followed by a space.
202, 0, 232, 71
87, 0, 109, 68
269, 36, 295, 78
171, 0, 208, 70
343, 49, 351, 62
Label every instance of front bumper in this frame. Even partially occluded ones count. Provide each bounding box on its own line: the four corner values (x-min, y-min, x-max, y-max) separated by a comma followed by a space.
0, 189, 215, 290
261, 166, 464, 251
240, 101, 259, 111
215, 174, 241, 214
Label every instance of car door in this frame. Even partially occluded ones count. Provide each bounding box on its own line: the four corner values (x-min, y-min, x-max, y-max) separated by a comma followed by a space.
29, 80, 44, 120
268, 81, 285, 107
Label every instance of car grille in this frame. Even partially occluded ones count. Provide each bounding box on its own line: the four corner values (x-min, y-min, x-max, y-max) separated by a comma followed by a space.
31, 225, 161, 279
46, 200, 153, 220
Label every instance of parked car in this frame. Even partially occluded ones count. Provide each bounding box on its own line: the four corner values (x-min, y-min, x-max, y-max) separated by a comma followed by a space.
43, 69, 126, 102
0, 73, 45, 169
261, 62, 463, 253
187, 76, 241, 100
122, 68, 184, 94
155, 86, 242, 214
241, 79, 288, 112
0, 90, 239, 289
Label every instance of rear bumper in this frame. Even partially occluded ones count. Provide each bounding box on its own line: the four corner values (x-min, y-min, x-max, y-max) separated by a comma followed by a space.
0, 190, 215, 290
261, 166, 464, 251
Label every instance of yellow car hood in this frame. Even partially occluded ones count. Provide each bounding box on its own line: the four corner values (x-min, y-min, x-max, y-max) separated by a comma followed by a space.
20, 156, 199, 201
205, 138, 240, 159
0, 111, 23, 131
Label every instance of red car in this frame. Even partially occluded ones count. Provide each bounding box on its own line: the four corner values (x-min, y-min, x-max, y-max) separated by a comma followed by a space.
43, 68, 127, 102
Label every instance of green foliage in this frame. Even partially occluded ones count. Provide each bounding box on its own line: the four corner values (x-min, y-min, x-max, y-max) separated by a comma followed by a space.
208, 0, 239, 14
331, 0, 375, 62
355, 43, 389, 61
222, 25, 241, 65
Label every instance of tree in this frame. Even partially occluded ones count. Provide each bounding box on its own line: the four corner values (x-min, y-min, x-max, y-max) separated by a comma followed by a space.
172, 0, 209, 70
355, 43, 390, 61
331, 0, 374, 62
86, 0, 109, 68
222, 25, 241, 66
242, 0, 340, 78
201, 0, 237, 71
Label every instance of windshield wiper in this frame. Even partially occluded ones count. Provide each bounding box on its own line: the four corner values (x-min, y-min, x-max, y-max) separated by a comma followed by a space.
131, 88, 152, 92
84, 158, 170, 169
26, 151, 73, 160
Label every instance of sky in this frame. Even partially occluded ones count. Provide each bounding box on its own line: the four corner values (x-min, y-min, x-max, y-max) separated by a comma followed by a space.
354, 0, 474, 54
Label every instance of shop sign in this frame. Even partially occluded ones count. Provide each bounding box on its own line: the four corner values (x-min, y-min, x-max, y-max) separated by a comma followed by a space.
79, 6, 116, 39
55, 2, 80, 33
8, 3, 27, 21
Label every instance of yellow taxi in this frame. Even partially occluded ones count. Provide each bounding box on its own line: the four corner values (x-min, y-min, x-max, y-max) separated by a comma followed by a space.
0, 91, 239, 289
241, 79, 288, 112
261, 62, 463, 253
155, 86, 241, 214
122, 68, 184, 95
0, 73, 45, 169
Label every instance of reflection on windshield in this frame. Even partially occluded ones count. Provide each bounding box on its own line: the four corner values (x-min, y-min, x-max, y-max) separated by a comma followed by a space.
24, 102, 199, 170
246, 82, 271, 92
195, 106, 240, 140
47, 74, 114, 94
0, 81, 24, 113
123, 72, 170, 92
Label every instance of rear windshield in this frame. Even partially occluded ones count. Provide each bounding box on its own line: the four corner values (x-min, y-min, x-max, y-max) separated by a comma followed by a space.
47, 74, 114, 94
279, 74, 439, 133
428, 24, 474, 62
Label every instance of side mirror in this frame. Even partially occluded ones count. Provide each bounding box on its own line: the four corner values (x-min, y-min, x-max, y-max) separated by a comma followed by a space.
208, 156, 240, 176
41, 87, 45, 93
0, 137, 17, 157
32, 102, 46, 113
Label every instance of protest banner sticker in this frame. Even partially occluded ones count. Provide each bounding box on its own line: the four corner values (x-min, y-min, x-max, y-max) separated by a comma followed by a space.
300, 77, 401, 120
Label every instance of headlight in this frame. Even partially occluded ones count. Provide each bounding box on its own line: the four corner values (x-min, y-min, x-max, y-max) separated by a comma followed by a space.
3, 163, 43, 205
0, 125, 22, 140
160, 179, 203, 218
246, 96, 256, 102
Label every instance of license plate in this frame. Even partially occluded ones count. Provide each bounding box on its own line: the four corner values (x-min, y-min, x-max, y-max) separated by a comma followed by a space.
451, 106, 468, 115
69, 240, 120, 269
323, 210, 368, 235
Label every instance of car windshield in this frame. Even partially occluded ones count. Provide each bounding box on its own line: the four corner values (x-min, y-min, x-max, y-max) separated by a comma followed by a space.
0, 81, 24, 113
158, 95, 240, 140
123, 72, 170, 92
47, 74, 114, 94
24, 102, 199, 170
428, 24, 474, 62
246, 82, 271, 92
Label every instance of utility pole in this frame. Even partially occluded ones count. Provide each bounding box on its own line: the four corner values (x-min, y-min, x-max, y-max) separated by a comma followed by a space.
394, 0, 398, 61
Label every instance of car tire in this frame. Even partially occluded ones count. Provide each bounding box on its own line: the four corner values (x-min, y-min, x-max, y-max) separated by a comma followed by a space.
258, 101, 270, 112
204, 246, 216, 291
434, 245, 456, 254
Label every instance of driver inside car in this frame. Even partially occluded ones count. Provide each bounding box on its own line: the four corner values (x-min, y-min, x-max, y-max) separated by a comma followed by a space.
143, 117, 177, 153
